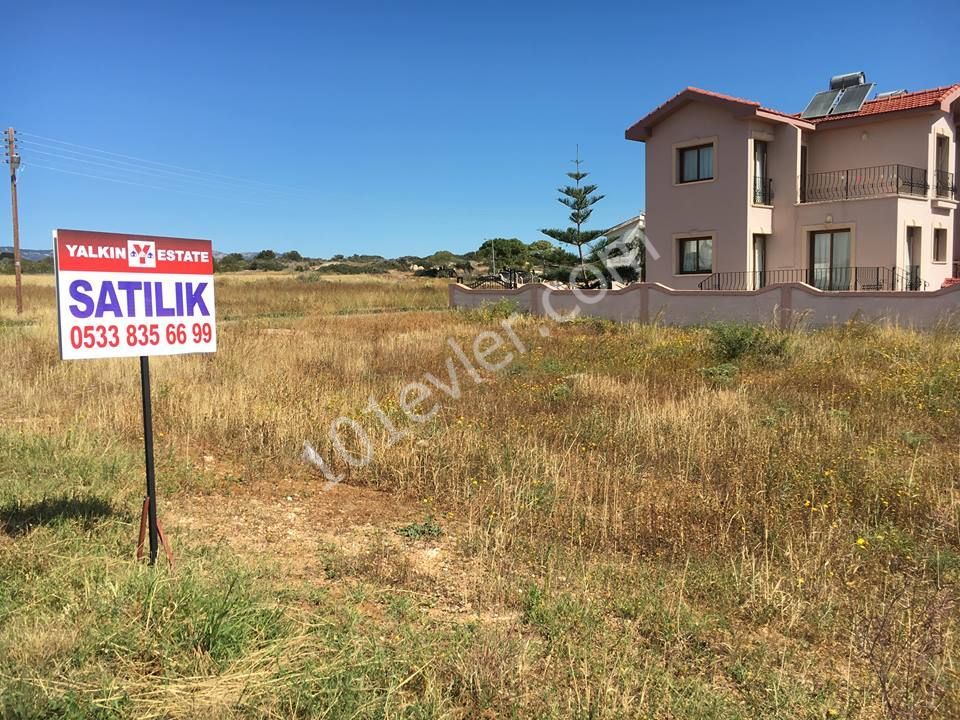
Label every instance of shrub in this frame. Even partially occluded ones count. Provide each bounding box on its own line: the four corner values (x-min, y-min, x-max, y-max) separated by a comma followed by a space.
0, 257, 53, 274
708, 322, 788, 362
465, 298, 521, 322
247, 258, 284, 271
701, 362, 739, 387
549, 382, 573, 402
215, 253, 248, 273
542, 266, 576, 282
396, 516, 442, 540
316, 261, 401, 275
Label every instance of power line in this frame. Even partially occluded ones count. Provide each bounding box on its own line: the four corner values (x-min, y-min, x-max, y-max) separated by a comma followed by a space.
18, 143, 288, 196
24, 162, 269, 206
18, 130, 313, 195
19, 139, 312, 200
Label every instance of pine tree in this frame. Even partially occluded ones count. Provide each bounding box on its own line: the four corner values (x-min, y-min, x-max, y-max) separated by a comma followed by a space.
540, 146, 605, 284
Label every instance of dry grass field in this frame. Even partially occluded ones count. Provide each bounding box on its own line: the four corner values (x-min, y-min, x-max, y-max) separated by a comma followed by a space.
1, 272, 958, 719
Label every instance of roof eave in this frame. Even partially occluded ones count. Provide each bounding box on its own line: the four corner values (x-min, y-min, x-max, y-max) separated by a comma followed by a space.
940, 86, 960, 111
604, 214, 645, 235
625, 122, 654, 142
756, 110, 814, 130
811, 105, 940, 131
626, 89, 813, 142
625, 88, 758, 142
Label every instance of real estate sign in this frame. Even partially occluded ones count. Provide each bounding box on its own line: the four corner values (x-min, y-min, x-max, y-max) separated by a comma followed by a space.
54, 229, 217, 360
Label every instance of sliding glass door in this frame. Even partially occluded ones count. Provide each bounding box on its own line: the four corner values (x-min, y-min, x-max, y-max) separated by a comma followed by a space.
810, 230, 851, 290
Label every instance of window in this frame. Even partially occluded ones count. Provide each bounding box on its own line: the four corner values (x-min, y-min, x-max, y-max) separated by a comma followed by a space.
934, 228, 947, 263
906, 227, 921, 267
753, 234, 767, 288
753, 140, 771, 204
936, 136, 954, 199
906, 227, 922, 291
936, 135, 950, 173
678, 237, 713, 274
800, 146, 808, 202
678, 144, 714, 183
754, 141, 768, 179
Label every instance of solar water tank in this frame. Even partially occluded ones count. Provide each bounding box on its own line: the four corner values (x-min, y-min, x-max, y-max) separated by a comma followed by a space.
830, 72, 866, 90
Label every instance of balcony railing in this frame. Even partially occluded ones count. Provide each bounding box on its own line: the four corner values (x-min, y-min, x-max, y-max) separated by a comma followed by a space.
753, 176, 773, 205
698, 266, 928, 292
935, 170, 957, 200
896, 266, 925, 292
801, 164, 928, 203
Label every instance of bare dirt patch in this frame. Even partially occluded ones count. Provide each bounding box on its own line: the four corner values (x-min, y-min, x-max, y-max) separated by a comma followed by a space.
167, 477, 492, 618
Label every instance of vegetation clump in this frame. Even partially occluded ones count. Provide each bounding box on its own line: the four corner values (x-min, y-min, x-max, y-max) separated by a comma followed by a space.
396, 516, 443, 540
708, 321, 789, 362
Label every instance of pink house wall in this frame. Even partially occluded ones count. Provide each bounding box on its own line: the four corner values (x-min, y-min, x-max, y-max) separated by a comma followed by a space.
644, 102, 751, 289
792, 196, 901, 268
804, 114, 933, 172
640, 97, 957, 289
955, 121, 960, 262
791, 111, 956, 287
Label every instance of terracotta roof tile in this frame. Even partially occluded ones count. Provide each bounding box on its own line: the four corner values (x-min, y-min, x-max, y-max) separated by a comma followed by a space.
625, 87, 810, 140
626, 83, 960, 141
808, 84, 960, 123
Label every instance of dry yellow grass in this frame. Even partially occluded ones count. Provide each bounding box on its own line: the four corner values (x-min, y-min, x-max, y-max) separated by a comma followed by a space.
1, 272, 958, 718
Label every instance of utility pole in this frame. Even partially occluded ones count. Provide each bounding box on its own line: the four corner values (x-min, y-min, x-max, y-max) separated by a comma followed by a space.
490, 239, 496, 274
5, 128, 22, 314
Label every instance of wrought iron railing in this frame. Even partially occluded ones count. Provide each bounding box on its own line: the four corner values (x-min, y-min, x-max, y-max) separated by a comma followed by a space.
935, 170, 957, 200
895, 266, 926, 292
698, 268, 805, 290
698, 266, 928, 292
953, 261, 960, 279
463, 268, 523, 289
753, 176, 773, 205
465, 275, 514, 289
801, 164, 928, 202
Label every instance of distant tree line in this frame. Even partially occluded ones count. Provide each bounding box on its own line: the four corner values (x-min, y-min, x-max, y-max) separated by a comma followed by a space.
209, 240, 581, 279
0, 253, 53, 274
215, 249, 306, 272
0, 236, 594, 281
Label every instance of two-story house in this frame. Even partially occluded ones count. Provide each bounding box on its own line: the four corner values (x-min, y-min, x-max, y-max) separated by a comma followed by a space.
625, 76, 959, 291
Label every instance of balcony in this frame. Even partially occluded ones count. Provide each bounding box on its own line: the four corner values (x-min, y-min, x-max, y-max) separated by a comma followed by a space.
753, 176, 773, 205
801, 164, 928, 203
698, 266, 928, 292
935, 170, 957, 200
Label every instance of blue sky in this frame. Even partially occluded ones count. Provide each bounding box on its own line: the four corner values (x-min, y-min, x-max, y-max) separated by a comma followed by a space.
6, 1, 955, 257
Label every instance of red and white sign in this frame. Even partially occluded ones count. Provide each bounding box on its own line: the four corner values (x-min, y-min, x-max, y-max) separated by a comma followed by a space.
54, 229, 217, 360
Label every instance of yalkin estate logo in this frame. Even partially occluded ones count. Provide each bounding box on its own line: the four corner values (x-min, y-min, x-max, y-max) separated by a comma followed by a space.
127, 239, 156, 269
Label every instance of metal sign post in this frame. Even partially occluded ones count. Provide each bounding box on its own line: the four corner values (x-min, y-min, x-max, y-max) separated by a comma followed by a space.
140, 355, 160, 564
